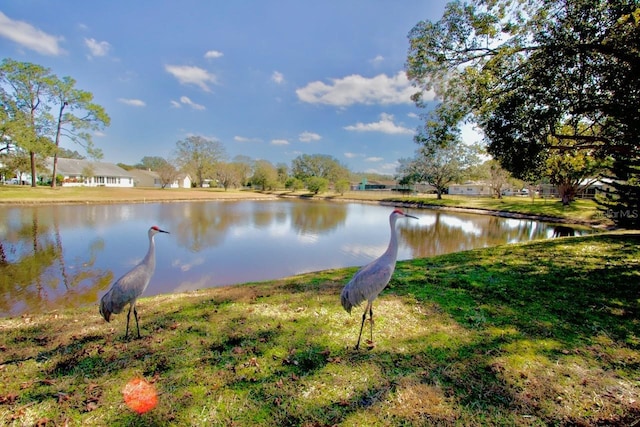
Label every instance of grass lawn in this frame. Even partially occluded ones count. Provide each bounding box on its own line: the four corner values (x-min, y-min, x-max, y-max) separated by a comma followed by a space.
1, 231, 638, 426
0, 186, 278, 204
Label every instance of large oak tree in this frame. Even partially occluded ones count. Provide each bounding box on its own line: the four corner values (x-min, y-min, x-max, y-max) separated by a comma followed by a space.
0, 59, 109, 187
174, 135, 226, 187
406, 0, 639, 227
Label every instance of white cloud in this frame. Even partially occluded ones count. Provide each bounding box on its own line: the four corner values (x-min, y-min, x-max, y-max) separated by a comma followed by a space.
371, 55, 384, 64
170, 100, 181, 108
0, 11, 65, 56
178, 96, 205, 110
365, 157, 383, 162
296, 71, 417, 107
272, 71, 284, 84
84, 38, 110, 57
344, 113, 414, 135
344, 152, 362, 159
363, 161, 399, 175
204, 50, 223, 59
271, 139, 289, 146
407, 112, 419, 119
165, 64, 218, 92
298, 131, 321, 143
381, 162, 399, 171
234, 136, 262, 143
118, 98, 146, 107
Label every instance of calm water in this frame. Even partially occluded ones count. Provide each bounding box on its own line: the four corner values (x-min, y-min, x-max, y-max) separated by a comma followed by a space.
0, 200, 594, 317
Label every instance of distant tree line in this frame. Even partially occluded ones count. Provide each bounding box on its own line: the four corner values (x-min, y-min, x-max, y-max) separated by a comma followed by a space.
117, 136, 354, 193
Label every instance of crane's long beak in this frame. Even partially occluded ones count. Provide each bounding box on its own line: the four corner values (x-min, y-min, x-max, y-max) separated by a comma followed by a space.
404, 213, 419, 220
159, 229, 170, 234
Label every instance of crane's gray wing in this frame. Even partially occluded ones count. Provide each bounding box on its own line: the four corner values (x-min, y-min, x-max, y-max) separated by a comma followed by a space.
340, 261, 395, 313
100, 264, 148, 316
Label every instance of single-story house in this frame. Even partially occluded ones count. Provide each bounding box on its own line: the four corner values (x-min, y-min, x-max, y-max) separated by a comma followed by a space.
128, 169, 192, 188
351, 179, 397, 191
47, 157, 134, 188
448, 182, 493, 196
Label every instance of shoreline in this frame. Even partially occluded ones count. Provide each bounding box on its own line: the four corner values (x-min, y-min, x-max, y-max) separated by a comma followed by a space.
0, 188, 607, 228
273, 193, 607, 228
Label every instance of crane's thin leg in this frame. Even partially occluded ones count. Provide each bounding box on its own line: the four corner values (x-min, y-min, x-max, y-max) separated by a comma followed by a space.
133, 303, 141, 339
369, 305, 374, 345
355, 302, 372, 350
125, 304, 132, 338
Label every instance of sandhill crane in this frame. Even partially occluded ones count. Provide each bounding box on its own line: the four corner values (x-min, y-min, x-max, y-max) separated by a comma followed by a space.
99, 226, 169, 338
340, 209, 418, 350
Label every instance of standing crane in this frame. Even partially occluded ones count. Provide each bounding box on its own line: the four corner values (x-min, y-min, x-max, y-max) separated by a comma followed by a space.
99, 225, 169, 338
340, 209, 418, 349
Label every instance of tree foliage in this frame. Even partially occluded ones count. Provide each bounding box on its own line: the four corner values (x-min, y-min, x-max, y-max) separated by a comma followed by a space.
470, 159, 512, 199
48, 75, 110, 186
397, 143, 481, 199
135, 156, 169, 171
0, 59, 110, 187
306, 176, 329, 194
231, 155, 254, 187
156, 161, 179, 189
291, 154, 349, 184
0, 60, 54, 186
174, 135, 226, 187
251, 160, 278, 191
406, 0, 639, 226
215, 162, 244, 190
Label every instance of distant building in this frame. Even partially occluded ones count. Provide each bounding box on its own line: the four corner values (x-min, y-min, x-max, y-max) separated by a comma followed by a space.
448, 182, 492, 196
350, 179, 437, 193
47, 157, 134, 187
128, 169, 192, 188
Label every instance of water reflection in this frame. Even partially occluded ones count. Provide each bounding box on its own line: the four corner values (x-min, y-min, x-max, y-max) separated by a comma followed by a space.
0, 200, 595, 317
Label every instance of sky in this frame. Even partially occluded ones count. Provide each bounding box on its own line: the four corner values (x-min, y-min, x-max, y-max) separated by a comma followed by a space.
0, 1, 476, 175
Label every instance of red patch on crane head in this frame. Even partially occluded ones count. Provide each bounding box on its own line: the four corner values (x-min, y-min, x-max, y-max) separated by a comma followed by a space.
151, 226, 160, 231
392, 209, 405, 215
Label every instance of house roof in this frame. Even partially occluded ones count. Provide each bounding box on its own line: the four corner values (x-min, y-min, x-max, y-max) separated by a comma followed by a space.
128, 169, 160, 180
48, 158, 132, 178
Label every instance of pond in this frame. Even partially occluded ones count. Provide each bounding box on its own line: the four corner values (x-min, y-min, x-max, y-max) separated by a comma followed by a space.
0, 200, 594, 317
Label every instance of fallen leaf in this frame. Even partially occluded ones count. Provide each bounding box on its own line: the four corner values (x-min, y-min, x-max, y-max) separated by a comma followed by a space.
0, 393, 18, 404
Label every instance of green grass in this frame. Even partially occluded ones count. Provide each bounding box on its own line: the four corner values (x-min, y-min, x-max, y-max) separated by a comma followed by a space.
381, 194, 603, 224
1, 232, 638, 426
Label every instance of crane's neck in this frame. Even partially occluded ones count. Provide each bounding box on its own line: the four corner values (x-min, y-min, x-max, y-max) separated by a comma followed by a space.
143, 234, 157, 271
384, 215, 400, 259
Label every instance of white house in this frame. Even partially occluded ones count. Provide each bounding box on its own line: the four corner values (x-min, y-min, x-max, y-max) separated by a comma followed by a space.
448, 182, 493, 196
128, 169, 192, 188
47, 157, 134, 188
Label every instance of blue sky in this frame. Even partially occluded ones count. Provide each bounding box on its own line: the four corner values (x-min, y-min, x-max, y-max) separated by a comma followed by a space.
0, 1, 463, 175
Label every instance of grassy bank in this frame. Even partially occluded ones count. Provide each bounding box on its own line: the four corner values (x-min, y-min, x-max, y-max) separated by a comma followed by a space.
0, 186, 278, 204
1, 232, 638, 426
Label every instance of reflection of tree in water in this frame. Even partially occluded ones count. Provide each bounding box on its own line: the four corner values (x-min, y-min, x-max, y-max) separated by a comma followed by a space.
400, 212, 554, 258
290, 202, 348, 234
0, 208, 112, 317
552, 225, 576, 238
161, 201, 348, 252
161, 202, 248, 252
